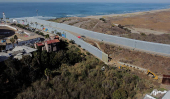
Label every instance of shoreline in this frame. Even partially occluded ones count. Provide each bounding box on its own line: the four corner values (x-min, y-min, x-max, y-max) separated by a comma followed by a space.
84, 8, 170, 19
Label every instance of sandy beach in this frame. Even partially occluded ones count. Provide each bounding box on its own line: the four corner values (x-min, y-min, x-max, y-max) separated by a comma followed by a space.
84, 8, 170, 19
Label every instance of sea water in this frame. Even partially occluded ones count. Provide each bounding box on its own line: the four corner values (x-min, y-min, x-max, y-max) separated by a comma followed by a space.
0, 2, 170, 18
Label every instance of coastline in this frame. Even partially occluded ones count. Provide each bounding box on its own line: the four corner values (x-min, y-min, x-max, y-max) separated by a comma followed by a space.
84, 8, 170, 19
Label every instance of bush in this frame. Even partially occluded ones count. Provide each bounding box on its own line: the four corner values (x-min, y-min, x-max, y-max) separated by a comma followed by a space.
118, 24, 124, 29
86, 52, 91, 55
69, 40, 75, 44
99, 18, 106, 22
112, 88, 128, 99
56, 32, 62, 36
140, 33, 146, 36
78, 45, 81, 47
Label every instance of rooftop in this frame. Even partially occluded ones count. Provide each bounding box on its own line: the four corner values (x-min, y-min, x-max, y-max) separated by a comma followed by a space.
12, 46, 37, 53
0, 52, 10, 62
45, 39, 60, 45
36, 39, 60, 46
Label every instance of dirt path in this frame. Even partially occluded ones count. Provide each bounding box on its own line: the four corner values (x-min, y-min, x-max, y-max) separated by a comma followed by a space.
73, 20, 91, 27
128, 27, 167, 35
94, 42, 104, 52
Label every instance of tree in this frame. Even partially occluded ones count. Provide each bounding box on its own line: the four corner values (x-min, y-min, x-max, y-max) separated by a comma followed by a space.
41, 25, 44, 30
112, 88, 128, 99
21, 55, 32, 67
44, 68, 51, 82
33, 51, 40, 65
26, 24, 29, 28
54, 30, 57, 34
22, 20, 25, 24
41, 50, 49, 66
56, 32, 62, 36
10, 38, 15, 47
14, 35, 18, 41
45, 34, 50, 39
30, 22, 34, 26
51, 31, 54, 34
35, 22, 38, 28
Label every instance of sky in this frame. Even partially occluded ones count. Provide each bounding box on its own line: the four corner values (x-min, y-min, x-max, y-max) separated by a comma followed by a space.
0, 0, 170, 3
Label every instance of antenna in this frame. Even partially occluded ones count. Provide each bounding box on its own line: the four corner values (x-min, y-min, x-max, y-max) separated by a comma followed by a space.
2, 12, 6, 23
36, 10, 38, 16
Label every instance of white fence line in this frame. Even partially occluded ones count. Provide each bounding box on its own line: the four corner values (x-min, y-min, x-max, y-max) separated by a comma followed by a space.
15, 18, 108, 63
19, 17, 170, 55
0, 24, 17, 31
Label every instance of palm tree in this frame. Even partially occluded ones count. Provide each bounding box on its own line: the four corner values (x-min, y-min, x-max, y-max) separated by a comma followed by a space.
54, 30, 57, 34
33, 52, 40, 65
44, 68, 51, 82
51, 31, 54, 34
30, 22, 34, 26
41, 25, 44, 31
14, 35, 18, 41
10, 38, 15, 47
35, 22, 38, 28
26, 24, 29, 28
45, 34, 50, 39
22, 20, 25, 24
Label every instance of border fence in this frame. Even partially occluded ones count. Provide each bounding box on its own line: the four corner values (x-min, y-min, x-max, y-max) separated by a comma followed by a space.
13, 17, 170, 61
14, 17, 109, 63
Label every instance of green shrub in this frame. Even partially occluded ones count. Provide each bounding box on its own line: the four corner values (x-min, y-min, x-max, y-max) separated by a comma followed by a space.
140, 33, 146, 36
86, 52, 91, 55
112, 88, 128, 99
78, 45, 81, 47
99, 18, 106, 22
56, 32, 62, 36
69, 40, 75, 44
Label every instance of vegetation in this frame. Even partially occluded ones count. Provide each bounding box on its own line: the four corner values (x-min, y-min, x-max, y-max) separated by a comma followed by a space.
45, 34, 50, 39
140, 33, 146, 36
14, 35, 18, 41
0, 38, 155, 99
69, 39, 75, 44
56, 32, 62, 36
10, 38, 15, 47
99, 18, 106, 22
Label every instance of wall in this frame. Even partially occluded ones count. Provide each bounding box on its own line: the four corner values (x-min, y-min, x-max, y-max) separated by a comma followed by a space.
15, 18, 109, 63
6, 37, 40, 50
20, 17, 170, 55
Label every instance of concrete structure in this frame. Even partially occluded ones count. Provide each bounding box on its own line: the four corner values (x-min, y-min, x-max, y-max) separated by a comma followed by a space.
0, 46, 37, 61
162, 90, 170, 99
6, 37, 41, 50
11, 46, 37, 60
18, 17, 170, 56
143, 94, 156, 99
34, 36, 60, 52
0, 52, 10, 62
12, 46, 37, 53
13, 17, 109, 63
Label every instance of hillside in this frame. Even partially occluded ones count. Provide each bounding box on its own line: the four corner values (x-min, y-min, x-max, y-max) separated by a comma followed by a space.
0, 38, 160, 99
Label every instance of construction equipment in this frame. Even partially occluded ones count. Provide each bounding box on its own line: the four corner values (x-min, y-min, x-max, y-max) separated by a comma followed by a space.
147, 70, 158, 80
118, 65, 129, 70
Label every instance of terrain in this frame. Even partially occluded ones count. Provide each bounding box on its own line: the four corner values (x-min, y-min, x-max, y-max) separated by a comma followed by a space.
49, 8, 170, 44
0, 38, 161, 99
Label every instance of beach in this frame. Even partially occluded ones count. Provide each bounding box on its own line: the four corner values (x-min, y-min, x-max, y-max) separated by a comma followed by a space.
84, 8, 170, 19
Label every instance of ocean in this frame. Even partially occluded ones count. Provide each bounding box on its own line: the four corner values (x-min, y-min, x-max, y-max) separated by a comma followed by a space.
0, 2, 170, 18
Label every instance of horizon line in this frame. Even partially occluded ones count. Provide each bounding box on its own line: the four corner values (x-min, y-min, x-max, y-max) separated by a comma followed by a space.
0, 2, 170, 3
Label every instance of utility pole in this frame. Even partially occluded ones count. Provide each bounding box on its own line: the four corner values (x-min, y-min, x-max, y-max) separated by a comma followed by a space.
2, 12, 6, 24
36, 10, 38, 16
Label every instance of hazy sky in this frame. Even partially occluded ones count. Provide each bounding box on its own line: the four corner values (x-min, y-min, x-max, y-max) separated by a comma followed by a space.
0, 0, 170, 3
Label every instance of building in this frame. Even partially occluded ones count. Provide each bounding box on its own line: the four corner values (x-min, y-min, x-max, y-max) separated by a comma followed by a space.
162, 90, 170, 99
0, 46, 37, 61
34, 36, 60, 52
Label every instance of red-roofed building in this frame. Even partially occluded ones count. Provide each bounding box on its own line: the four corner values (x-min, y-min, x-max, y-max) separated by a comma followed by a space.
34, 36, 60, 52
